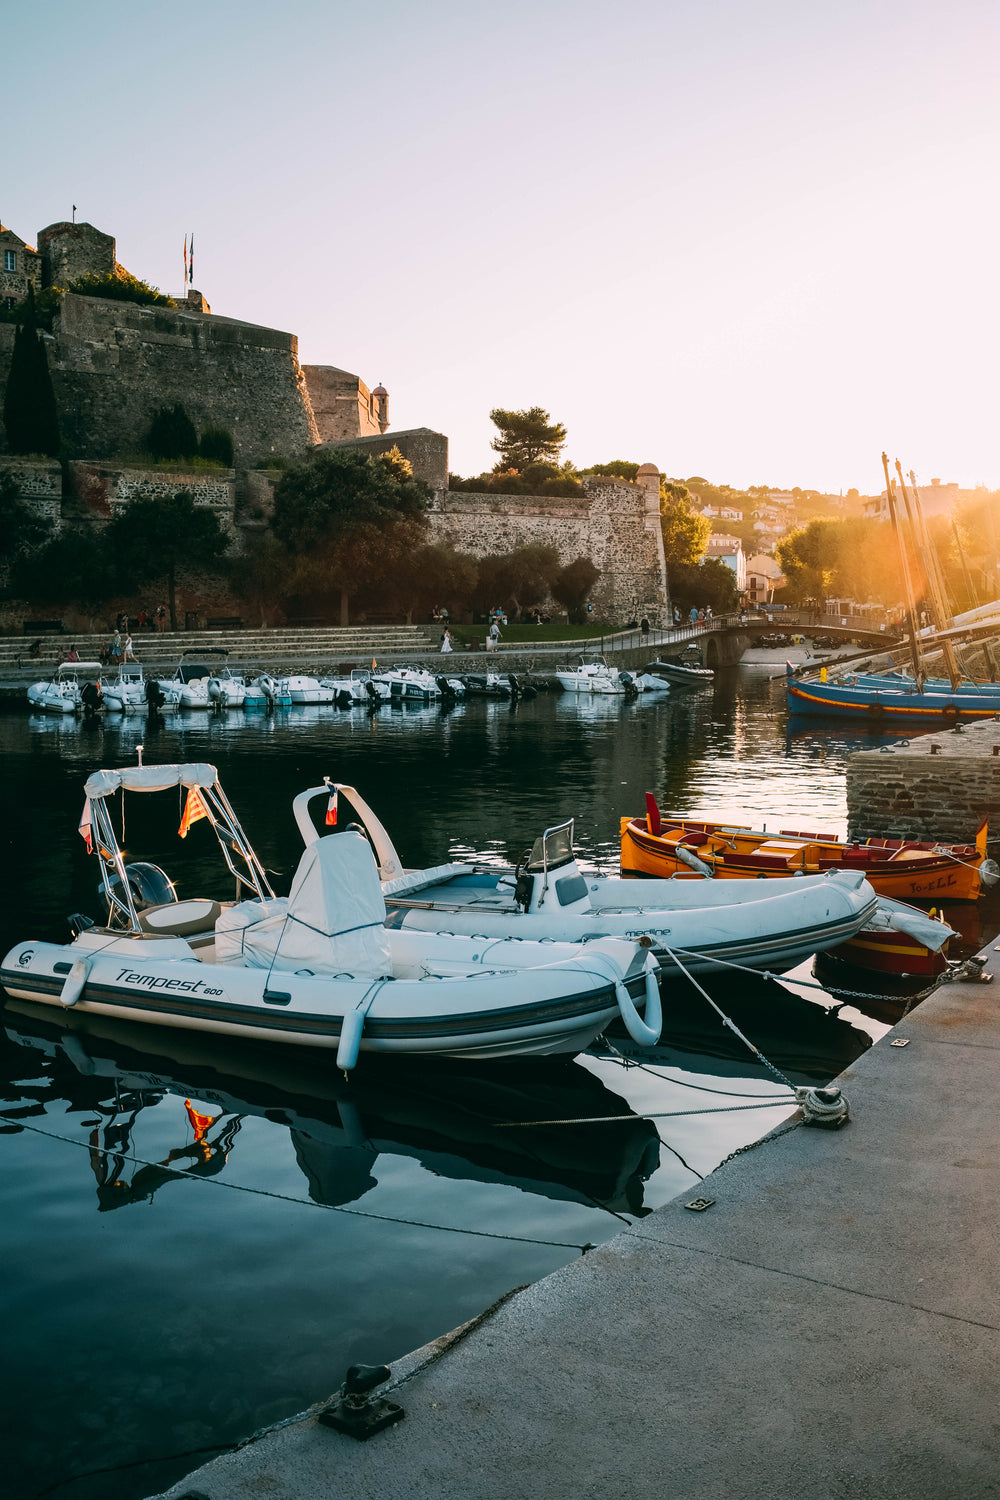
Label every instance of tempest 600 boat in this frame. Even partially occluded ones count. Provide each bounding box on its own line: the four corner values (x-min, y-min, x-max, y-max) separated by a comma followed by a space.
1, 763, 659, 1068
305, 783, 878, 976
621, 794, 996, 901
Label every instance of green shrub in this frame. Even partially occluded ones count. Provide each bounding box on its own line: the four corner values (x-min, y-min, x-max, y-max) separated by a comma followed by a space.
147, 404, 198, 461
199, 427, 235, 467
69, 270, 175, 308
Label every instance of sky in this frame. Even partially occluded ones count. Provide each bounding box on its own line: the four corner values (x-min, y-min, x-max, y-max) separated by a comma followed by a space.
5, 0, 999, 493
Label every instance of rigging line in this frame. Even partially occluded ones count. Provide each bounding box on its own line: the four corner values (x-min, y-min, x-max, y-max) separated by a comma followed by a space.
598, 1042, 792, 1098
29, 1442, 236, 1500
662, 944, 943, 1006
659, 944, 798, 1092
495, 1101, 796, 1127
10, 1119, 597, 1252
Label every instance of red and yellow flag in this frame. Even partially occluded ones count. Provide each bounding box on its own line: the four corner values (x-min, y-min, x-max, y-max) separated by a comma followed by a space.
184, 1099, 217, 1143
178, 786, 211, 839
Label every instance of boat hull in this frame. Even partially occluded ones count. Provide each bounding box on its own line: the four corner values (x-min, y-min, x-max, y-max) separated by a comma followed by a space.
620, 815, 987, 901
1, 933, 651, 1062
787, 677, 1000, 723
385, 870, 877, 976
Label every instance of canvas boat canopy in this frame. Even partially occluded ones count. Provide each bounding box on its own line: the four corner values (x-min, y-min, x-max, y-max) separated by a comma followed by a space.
84, 764, 219, 800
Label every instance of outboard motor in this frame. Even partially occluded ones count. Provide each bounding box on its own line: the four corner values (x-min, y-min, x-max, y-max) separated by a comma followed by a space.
435, 676, 456, 700
145, 678, 166, 710
208, 677, 224, 705
364, 679, 381, 706
81, 680, 102, 715
507, 673, 521, 700
619, 671, 639, 698
99, 861, 178, 922
335, 689, 353, 708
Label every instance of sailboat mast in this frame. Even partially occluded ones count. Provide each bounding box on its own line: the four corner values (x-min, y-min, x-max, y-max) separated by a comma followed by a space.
881, 451, 924, 684
896, 462, 962, 688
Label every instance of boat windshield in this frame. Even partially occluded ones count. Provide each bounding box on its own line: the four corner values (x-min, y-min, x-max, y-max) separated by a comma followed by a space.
527, 821, 575, 873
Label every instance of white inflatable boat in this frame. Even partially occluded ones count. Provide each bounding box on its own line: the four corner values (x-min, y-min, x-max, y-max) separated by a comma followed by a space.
1, 763, 659, 1068
312, 784, 879, 977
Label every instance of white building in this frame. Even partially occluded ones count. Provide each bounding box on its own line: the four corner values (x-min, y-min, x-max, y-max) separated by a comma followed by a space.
705, 533, 747, 591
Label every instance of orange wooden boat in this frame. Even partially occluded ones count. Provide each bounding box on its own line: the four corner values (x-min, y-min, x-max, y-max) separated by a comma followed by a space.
620, 794, 996, 902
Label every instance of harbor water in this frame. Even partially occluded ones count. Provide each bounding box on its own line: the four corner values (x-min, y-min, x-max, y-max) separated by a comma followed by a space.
2, 664, 995, 1500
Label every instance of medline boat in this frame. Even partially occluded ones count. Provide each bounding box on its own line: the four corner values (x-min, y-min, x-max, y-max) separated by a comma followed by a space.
314, 784, 878, 976
1, 763, 660, 1068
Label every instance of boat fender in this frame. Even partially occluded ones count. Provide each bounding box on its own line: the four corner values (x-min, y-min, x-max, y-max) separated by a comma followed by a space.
337, 1009, 366, 1072
614, 961, 662, 1047
795, 1084, 850, 1129
979, 858, 1000, 888
60, 956, 92, 1008
674, 845, 714, 879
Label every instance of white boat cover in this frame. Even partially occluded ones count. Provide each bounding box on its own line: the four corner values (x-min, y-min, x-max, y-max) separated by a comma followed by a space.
871, 898, 957, 952
381, 862, 471, 897
215, 831, 393, 977
84, 764, 219, 799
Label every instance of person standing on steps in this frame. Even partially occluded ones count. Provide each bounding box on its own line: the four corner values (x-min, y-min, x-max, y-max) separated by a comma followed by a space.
440, 629, 453, 654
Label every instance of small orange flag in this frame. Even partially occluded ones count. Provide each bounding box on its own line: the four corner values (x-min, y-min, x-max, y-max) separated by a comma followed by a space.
178, 786, 211, 839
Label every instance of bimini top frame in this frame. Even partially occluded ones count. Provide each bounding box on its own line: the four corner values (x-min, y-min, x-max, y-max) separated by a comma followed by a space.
83, 762, 274, 933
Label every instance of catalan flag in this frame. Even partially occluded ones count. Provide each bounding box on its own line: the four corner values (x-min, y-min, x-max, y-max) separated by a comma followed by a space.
184, 1099, 218, 1143
178, 785, 211, 839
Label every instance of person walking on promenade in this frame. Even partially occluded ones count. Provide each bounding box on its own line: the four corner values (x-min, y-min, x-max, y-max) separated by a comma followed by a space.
123, 633, 136, 662
440, 629, 453, 654
110, 630, 122, 665
489, 620, 501, 651
640, 616, 650, 640
156, 604, 167, 631
689, 606, 698, 625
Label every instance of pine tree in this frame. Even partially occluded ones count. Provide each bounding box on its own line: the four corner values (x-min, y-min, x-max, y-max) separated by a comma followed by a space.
2, 288, 60, 457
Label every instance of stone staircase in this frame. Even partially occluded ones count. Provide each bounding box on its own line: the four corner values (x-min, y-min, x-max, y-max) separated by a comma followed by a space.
1, 624, 440, 674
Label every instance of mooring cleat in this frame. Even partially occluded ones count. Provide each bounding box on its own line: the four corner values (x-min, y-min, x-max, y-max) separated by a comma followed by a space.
318, 1363, 405, 1441
795, 1084, 850, 1129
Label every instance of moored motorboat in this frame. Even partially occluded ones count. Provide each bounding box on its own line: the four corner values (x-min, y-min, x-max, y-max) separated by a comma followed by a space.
309, 784, 878, 976
375, 665, 441, 700
273, 674, 336, 705
554, 656, 641, 695
158, 651, 245, 709
1, 762, 660, 1067
643, 658, 714, 688
27, 662, 102, 714
621, 793, 996, 901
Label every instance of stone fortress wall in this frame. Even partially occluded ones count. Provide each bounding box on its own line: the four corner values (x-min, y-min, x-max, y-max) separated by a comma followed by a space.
1, 215, 670, 625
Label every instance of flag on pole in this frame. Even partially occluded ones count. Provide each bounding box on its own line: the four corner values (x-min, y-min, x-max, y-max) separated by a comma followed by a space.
183, 234, 188, 286
184, 1099, 218, 1143
78, 798, 93, 854
178, 785, 211, 839
326, 788, 338, 826
189, 232, 194, 284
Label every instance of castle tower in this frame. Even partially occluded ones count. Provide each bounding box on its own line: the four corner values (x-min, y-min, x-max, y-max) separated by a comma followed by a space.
372, 382, 389, 434
37, 221, 116, 288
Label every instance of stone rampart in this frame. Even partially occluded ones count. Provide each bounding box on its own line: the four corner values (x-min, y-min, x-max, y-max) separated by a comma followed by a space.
327, 427, 449, 491
0, 458, 63, 525
66, 461, 236, 527
430, 477, 668, 624
847, 719, 1000, 843
0, 293, 320, 469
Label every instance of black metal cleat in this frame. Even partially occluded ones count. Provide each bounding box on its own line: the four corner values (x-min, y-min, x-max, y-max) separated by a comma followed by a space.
318, 1363, 405, 1441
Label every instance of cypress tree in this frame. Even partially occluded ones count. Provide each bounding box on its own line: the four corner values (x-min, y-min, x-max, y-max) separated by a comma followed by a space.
2, 288, 60, 457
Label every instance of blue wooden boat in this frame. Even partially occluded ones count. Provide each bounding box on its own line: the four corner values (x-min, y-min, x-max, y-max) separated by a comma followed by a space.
786, 666, 1000, 724
846, 671, 1000, 697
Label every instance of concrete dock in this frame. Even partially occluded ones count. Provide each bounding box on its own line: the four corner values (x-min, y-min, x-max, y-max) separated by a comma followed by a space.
151, 955, 1000, 1500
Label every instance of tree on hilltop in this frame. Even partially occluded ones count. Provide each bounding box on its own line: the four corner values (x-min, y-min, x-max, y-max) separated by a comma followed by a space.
271, 448, 432, 626
106, 490, 231, 630
489, 407, 567, 471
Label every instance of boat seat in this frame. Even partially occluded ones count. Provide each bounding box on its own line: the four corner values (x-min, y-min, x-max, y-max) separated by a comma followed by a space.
138, 899, 223, 937
734, 853, 798, 871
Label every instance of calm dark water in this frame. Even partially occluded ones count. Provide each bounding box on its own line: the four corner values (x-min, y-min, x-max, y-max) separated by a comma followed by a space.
1, 667, 991, 1500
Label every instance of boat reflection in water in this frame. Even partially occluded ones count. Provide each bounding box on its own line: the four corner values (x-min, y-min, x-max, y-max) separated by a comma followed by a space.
1, 1004, 662, 1218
